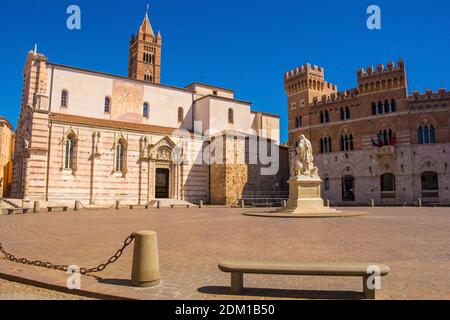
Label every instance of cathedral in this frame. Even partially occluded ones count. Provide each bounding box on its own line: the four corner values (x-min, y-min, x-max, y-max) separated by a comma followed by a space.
10, 11, 288, 206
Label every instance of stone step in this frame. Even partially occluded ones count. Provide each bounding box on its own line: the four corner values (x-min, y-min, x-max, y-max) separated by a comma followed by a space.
148, 199, 195, 208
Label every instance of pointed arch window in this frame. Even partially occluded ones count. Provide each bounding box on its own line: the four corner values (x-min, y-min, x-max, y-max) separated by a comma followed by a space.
341, 107, 351, 120
418, 125, 436, 144
178, 107, 184, 123
423, 126, 429, 144
372, 102, 377, 115
391, 99, 397, 112
61, 90, 69, 108
62, 131, 77, 172
418, 126, 424, 144
324, 110, 330, 123
377, 101, 383, 114
340, 134, 354, 151
228, 108, 234, 124
143, 102, 149, 118
65, 136, 75, 169
295, 116, 302, 128
384, 100, 390, 113
320, 137, 332, 154
104, 97, 111, 113
115, 139, 127, 173
144, 72, 153, 82
430, 125, 435, 143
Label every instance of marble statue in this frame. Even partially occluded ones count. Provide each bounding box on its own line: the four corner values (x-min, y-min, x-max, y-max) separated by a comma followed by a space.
290, 134, 319, 177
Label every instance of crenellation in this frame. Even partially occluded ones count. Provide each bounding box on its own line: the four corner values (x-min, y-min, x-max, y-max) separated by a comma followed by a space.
287, 59, 450, 205
407, 88, 450, 103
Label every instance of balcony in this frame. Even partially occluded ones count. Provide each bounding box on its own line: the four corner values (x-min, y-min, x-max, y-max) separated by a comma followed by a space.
373, 145, 395, 160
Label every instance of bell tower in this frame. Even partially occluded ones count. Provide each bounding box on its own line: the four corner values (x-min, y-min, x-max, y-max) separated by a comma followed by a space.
128, 7, 162, 83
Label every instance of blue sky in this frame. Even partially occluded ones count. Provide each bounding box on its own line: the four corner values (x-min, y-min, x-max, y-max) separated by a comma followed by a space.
0, 0, 449, 142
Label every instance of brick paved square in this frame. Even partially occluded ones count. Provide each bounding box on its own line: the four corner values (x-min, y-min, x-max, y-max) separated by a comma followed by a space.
0, 207, 449, 299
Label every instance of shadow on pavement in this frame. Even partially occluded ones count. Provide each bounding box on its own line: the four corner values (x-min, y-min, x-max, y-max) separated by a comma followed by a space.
198, 286, 363, 300
97, 278, 133, 287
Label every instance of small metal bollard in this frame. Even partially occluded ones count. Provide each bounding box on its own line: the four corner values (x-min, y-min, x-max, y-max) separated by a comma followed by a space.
115, 200, 121, 210
199, 200, 203, 208
74, 201, 81, 211
241, 200, 245, 208
370, 199, 375, 207
33, 201, 40, 213
157, 201, 161, 209
418, 198, 422, 207
131, 231, 160, 287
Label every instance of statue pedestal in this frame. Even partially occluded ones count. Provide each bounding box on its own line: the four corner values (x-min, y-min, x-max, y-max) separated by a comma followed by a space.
282, 175, 341, 215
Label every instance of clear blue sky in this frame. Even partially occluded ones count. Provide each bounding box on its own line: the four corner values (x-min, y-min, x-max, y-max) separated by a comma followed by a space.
0, 0, 449, 142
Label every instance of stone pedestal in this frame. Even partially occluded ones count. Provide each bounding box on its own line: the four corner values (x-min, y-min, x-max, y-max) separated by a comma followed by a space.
282, 175, 341, 215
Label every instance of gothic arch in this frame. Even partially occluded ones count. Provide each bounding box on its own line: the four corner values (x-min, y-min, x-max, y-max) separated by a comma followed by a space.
375, 118, 395, 132
340, 163, 356, 177
416, 115, 438, 128
375, 160, 396, 176
416, 155, 439, 172
337, 125, 353, 136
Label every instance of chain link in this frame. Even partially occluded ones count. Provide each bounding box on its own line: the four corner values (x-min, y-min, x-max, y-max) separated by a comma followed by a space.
0, 233, 135, 276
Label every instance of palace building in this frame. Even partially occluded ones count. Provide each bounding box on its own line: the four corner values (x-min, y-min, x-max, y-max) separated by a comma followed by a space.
0, 116, 15, 197
285, 61, 450, 205
10, 11, 288, 206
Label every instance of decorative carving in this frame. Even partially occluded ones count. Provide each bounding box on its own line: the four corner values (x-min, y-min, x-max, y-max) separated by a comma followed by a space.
156, 147, 172, 161
290, 134, 319, 177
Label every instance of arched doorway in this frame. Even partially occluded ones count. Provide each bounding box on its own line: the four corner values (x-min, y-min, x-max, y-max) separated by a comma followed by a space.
380, 173, 396, 199
155, 168, 170, 199
341, 175, 355, 201
421, 171, 439, 198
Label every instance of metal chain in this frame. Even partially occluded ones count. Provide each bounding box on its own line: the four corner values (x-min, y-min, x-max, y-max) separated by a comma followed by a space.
0, 233, 135, 275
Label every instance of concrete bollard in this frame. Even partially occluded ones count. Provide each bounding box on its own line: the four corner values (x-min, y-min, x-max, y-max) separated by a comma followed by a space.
33, 201, 40, 213
241, 200, 245, 208
115, 200, 121, 210
157, 201, 161, 209
131, 231, 160, 287
74, 201, 81, 211
199, 200, 203, 208
370, 199, 375, 207
326, 199, 330, 207
418, 198, 422, 207
282, 200, 287, 208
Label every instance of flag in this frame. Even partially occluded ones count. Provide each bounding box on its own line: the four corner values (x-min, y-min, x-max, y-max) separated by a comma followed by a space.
390, 133, 397, 146
372, 137, 380, 147
379, 132, 384, 146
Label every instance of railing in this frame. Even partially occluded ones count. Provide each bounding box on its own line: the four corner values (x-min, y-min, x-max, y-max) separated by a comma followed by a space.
374, 145, 395, 159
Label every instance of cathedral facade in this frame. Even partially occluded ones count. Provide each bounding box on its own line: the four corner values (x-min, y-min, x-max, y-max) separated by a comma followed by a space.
10, 12, 288, 206
286, 61, 450, 205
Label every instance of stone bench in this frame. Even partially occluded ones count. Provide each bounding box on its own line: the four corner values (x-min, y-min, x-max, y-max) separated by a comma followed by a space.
251, 202, 274, 208
47, 206, 69, 213
218, 261, 390, 299
7, 208, 29, 215
170, 204, 190, 209
129, 204, 149, 210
